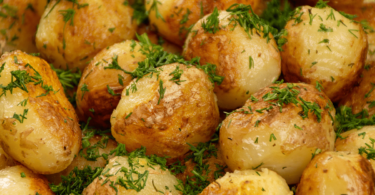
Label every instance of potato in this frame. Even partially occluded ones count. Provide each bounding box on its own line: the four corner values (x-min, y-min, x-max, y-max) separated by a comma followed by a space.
0, 165, 54, 194
36, 0, 137, 71
0, 51, 81, 174
290, 0, 375, 7
111, 63, 220, 160
146, 0, 259, 46
296, 151, 375, 195
82, 156, 181, 195
200, 168, 293, 195
0, 0, 47, 54
219, 83, 336, 184
281, 6, 368, 102
76, 40, 146, 128
183, 10, 281, 110
0, 145, 16, 170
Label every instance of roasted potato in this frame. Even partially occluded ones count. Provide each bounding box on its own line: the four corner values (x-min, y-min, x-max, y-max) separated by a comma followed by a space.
200, 168, 293, 195
296, 151, 375, 195
0, 51, 81, 174
281, 6, 368, 102
220, 83, 336, 184
0, 165, 54, 194
0, 145, 16, 170
290, 0, 375, 7
111, 63, 220, 160
36, 0, 137, 71
82, 156, 181, 195
183, 10, 281, 110
76, 40, 146, 128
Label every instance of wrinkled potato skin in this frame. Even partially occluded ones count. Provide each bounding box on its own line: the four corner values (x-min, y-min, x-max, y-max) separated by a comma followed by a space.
0, 165, 54, 195
36, 0, 136, 71
282, 6, 368, 102
0, 51, 81, 174
76, 41, 146, 128
0, 145, 16, 170
184, 11, 281, 110
296, 151, 375, 195
200, 168, 293, 195
111, 63, 220, 160
220, 83, 336, 184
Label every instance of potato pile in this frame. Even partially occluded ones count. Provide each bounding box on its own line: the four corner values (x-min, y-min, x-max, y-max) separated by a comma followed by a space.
0, 0, 375, 194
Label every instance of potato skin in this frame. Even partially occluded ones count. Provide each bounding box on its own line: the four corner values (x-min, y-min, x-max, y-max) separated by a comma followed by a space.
183, 11, 281, 110
281, 6, 368, 102
296, 151, 375, 195
220, 83, 336, 184
76, 40, 146, 128
36, 0, 137, 71
111, 63, 220, 160
0, 165, 54, 195
0, 51, 81, 174
290, 0, 375, 7
200, 168, 293, 195
0, 145, 16, 170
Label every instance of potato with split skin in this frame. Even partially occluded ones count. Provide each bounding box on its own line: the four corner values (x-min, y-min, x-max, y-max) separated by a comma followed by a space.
183, 10, 281, 110
76, 40, 146, 128
36, 0, 137, 71
220, 83, 336, 184
0, 51, 81, 174
281, 6, 368, 102
200, 168, 293, 195
296, 151, 375, 195
111, 63, 220, 160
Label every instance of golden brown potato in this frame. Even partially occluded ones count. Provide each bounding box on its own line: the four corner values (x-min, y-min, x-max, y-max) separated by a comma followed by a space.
290, 0, 375, 7
0, 145, 16, 170
83, 156, 181, 195
36, 0, 137, 71
200, 168, 293, 195
281, 6, 368, 102
0, 0, 47, 54
183, 11, 281, 110
0, 51, 81, 174
296, 151, 375, 195
111, 63, 220, 160
220, 83, 336, 184
76, 40, 146, 128
0, 165, 54, 194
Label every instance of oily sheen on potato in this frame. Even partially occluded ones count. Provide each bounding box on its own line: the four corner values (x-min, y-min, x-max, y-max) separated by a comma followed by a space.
220, 83, 336, 184
0, 51, 81, 174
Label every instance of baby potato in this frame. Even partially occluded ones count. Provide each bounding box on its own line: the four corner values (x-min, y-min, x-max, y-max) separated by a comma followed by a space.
296, 151, 375, 195
82, 156, 181, 195
76, 40, 146, 128
111, 63, 220, 160
290, 0, 374, 7
0, 165, 54, 195
220, 83, 336, 184
200, 168, 293, 195
36, 0, 137, 71
0, 51, 81, 174
183, 11, 281, 110
0, 145, 16, 170
281, 6, 368, 102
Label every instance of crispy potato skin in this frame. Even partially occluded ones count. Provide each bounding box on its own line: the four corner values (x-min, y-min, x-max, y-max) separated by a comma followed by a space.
296, 151, 375, 195
111, 63, 220, 160
281, 6, 368, 102
36, 0, 137, 71
219, 83, 336, 184
0, 165, 54, 194
76, 41, 146, 128
183, 11, 281, 110
200, 168, 293, 195
0, 51, 81, 174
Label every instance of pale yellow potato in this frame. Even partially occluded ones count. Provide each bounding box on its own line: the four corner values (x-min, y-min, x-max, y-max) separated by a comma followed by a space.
200, 168, 293, 195
83, 156, 181, 195
0, 165, 54, 195
0, 51, 81, 174
183, 11, 281, 110
296, 151, 375, 195
36, 0, 137, 71
76, 40, 146, 128
281, 6, 368, 102
220, 83, 336, 184
111, 63, 220, 160
0, 145, 16, 170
